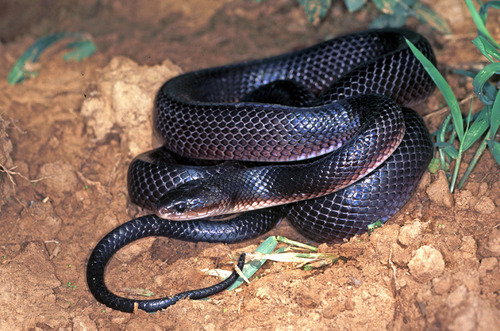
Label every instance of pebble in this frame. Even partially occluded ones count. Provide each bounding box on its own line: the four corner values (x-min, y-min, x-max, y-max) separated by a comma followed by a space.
483, 229, 500, 257
408, 245, 445, 283
426, 171, 454, 208
398, 221, 423, 246
474, 196, 496, 214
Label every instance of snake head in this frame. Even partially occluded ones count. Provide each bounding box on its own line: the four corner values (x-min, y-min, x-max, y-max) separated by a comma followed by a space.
154, 180, 231, 220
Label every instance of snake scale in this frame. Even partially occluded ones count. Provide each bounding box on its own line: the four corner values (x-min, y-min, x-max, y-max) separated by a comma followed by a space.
87, 28, 436, 312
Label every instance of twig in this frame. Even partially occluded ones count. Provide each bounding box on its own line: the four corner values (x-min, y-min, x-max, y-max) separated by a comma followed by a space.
75, 170, 107, 195
423, 93, 476, 119
0, 111, 26, 135
233, 260, 250, 284
388, 247, 400, 291
0, 162, 48, 185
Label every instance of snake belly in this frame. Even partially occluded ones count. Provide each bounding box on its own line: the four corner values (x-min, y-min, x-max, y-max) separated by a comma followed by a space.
87, 28, 435, 313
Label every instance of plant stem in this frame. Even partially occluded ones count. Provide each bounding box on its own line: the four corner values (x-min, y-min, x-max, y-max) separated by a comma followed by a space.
457, 133, 489, 190
449, 144, 463, 193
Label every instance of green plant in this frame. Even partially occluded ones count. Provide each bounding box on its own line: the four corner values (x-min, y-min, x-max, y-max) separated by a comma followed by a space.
7, 32, 96, 85
258, 0, 450, 32
407, 0, 500, 192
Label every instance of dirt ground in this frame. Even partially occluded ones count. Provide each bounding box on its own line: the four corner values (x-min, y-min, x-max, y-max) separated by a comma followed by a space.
0, 0, 499, 330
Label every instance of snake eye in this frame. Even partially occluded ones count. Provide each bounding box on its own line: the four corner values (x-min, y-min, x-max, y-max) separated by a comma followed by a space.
174, 202, 187, 214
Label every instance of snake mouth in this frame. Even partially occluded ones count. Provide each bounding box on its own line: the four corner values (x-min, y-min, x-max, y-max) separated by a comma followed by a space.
154, 180, 232, 220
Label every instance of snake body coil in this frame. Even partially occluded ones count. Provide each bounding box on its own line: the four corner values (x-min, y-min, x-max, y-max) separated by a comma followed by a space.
87, 29, 435, 312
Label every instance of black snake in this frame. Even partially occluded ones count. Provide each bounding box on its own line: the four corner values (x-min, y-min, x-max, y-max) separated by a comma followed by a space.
87, 28, 435, 313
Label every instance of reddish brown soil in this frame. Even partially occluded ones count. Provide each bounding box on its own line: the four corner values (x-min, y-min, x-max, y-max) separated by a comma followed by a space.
0, 0, 499, 330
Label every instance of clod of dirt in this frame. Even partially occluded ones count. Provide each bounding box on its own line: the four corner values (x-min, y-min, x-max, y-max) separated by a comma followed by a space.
80, 56, 182, 156
0, 242, 63, 329
114, 237, 156, 263
72, 315, 98, 331
481, 229, 500, 257
441, 292, 500, 331
398, 220, 424, 246
474, 196, 496, 214
426, 170, 454, 208
455, 189, 477, 210
0, 115, 15, 212
478, 257, 498, 276
432, 274, 453, 295
38, 160, 79, 200
446, 284, 467, 309
408, 245, 445, 283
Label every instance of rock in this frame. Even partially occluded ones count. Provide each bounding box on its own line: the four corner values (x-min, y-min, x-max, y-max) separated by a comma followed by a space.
455, 189, 477, 210
426, 171, 454, 208
81, 56, 182, 156
72, 315, 98, 331
478, 257, 497, 276
482, 229, 500, 257
432, 275, 452, 295
398, 221, 423, 246
474, 196, 496, 214
408, 245, 445, 283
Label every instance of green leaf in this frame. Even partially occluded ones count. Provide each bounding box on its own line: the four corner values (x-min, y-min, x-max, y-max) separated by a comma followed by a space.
226, 236, 278, 291
472, 36, 500, 62
455, 67, 498, 104
369, 12, 408, 28
478, 1, 500, 22
7, 32, 96, 85
462, 105, 489, 151
406, 38, 464, 141
434, 142, 459, 159
63, 40, 97, 61
490, 89, 500, 138
435, 113, 452, 143
344, 0, 366, 12
427, 158, 441, 173
371, 0, 393, 13
298, 0, 332, 24
472, 62, 500, 105
371, 0, 416, 14
411, 2, 451, 34
487, 140, 500, 166
465, 0, 500, 49
453, 68, 476, 78
8, 33, 70, 85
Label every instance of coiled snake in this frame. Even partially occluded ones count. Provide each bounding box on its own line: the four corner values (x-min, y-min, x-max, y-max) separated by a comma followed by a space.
87, 28, 435, 312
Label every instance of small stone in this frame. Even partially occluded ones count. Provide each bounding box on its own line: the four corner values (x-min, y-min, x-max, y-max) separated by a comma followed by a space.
455, 190, 477, 210
426, 171, 454, 208
460, 236, 477, 255
295, 292, 320, 308
482, 229, 500, 257
474, 196, 496, 214
432, 275, 452, 295
398, 221, 423, 246
408, 245, 445, 283
72, 315, 97, 331
390, 243, 411, 266
478, 182, 489, 196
